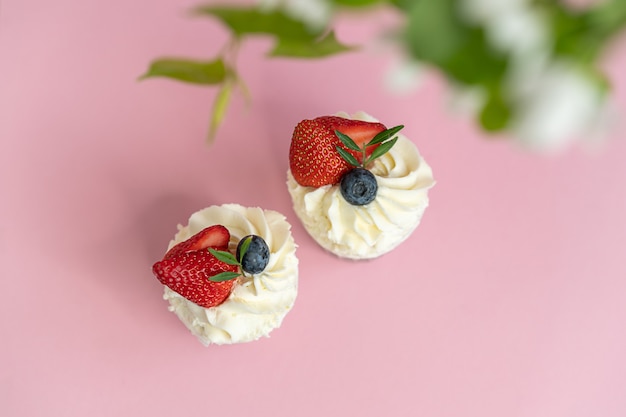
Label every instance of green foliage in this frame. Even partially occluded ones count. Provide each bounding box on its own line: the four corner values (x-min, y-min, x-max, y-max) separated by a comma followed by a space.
479, 89, 512, 132
405, 0, 507, 86
404, 0, 510, 131
270, 31, 356, 58
544, 0, 626, 64
141, 0, 626, 143
141, 3, 356, 139
405, 0, 464, 65
209, 82, 233, 142
139, 58, 226, 85
332, 0, 385, 7
193, 5, 321, 39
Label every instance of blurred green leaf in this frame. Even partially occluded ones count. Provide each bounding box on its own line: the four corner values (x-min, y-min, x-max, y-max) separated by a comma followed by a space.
547, 4, 600, 63
388, 0, 418, 12
194, 5, 320, 39
589, 0, 626, 38
405, 0, 463, 64
332, 0, 384, 7
479, 90, 511, 132
545, 0, 626, 63
443, 28, 508, 86
405, 0, 507, 86
139, 58, 226, 85
208, 81, 233, 142
270, 31, 355, 58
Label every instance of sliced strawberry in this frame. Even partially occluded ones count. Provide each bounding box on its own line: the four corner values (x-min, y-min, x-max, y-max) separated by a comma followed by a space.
325, 117, 386, 163
164, 225, 230, 260
289, 116, 386, 187
153, 249, 238, 308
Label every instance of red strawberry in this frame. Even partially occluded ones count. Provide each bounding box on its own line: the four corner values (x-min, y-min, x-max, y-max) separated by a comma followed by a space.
164, 225, 230, 260
289, 116, 386, 187
153, 225, 238, 308
153, 251, 238, 308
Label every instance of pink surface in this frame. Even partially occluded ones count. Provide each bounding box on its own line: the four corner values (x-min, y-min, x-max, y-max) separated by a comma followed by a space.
2, 1, 626, 416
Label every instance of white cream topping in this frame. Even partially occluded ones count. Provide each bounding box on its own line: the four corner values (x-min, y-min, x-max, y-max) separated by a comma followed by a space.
162, 204, 298, 345
287, 111, 435, 259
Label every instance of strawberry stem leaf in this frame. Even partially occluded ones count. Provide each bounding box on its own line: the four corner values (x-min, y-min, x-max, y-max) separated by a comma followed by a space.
334, 130, 361, 151
367, 125, 404, 146
208, 248, 240, 266
335, 146, 360, 167
209, 271, 242, 282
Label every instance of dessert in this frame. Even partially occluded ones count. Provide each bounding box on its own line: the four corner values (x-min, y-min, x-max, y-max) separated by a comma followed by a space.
152, 204, 298, 345
287, 111, 434, 259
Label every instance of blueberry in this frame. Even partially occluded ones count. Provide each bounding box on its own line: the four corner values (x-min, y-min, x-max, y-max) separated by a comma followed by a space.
236, 235, 270, 275
340, 168, 378, 206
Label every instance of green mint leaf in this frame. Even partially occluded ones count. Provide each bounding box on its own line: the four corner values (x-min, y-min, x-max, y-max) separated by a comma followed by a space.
208, 249, 240, 266
335, 130, 361, 152
269, 31, 356, 58
335, 146, 360, 167
237, 236, 252, 263
365, 137, 398, 165
209, 271, 241, 282
193, 6, 319, 40
367, 125, 404, 146
139, 58, 226, 85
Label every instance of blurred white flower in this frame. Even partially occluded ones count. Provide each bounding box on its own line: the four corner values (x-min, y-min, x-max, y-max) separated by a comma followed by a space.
258, 0, 332, 32
458, 0, 609, 151
447, 85, 488, 115
487, 7, 548, 58
510, 61, 608, 152
460, 0, 549, 58
384, 59, 423, 95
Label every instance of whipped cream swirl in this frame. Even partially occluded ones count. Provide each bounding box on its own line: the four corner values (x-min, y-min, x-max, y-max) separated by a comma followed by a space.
287, 111, 435, 259
162, 204, 298, 345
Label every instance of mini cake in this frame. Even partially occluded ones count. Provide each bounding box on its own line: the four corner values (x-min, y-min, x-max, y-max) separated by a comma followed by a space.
152, 204, 298, 345
287, 111, 434, 259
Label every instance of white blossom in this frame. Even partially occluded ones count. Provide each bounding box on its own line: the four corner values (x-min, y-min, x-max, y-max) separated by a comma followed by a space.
510, 61, 608, 152
384, 59, 423, 96
458, 0, 608, 151
446, 85, 488, 115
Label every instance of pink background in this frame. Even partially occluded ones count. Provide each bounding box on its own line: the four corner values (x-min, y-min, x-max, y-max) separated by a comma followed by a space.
2, 1, 626, 416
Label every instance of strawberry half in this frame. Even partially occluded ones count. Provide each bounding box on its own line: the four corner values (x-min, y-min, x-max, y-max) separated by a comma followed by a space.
164, 224, 230, 260
289, 116, 386, 187
153, 225, 238, 308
